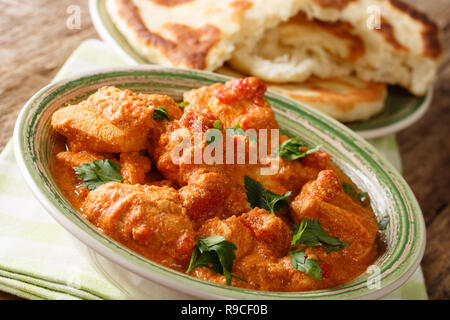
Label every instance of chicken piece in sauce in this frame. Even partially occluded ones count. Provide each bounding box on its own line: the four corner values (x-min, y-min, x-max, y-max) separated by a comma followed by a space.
193, 208, 322, 291
82, 183, 195, 270
120, 152, 151, 185
290, 170, 378, 285
51, 86, 181, 153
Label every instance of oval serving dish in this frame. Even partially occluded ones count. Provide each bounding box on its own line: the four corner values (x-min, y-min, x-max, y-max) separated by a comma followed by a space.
14, 66, 425, 299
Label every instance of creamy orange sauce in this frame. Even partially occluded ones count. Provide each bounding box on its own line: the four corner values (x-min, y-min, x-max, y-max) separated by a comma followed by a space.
50, 79, 380, 292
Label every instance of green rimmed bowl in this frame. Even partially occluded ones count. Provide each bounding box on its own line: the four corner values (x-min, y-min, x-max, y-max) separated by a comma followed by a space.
14, 66, 425, 299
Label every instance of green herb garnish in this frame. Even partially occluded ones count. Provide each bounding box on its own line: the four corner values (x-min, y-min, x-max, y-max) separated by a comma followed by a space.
186, 236, 245, 285
153, 106, 172, 121
244, 176, 291, 214
74, 160, 122, 190
289, 250, 322, 280
275, 137, 320, 161
226, 123, 257, 144
342, 182, 368, 206
291, 220, 308, 247
291, 219, 349, 253
213, 120, 221, 130
289, 219, 348, 279
178, 101, 189, 108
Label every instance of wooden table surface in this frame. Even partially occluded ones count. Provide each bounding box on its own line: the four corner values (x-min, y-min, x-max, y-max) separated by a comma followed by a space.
0, 0, 448, 300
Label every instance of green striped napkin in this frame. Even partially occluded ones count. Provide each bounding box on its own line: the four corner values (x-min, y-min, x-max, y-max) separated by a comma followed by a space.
0, 39, 428, 300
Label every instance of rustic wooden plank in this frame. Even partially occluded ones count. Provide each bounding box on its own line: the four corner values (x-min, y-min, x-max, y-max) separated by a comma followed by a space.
0, 0, 448, 299
0, 0, 96, 151
421, 205, 450, 299
396, 0, 450, 300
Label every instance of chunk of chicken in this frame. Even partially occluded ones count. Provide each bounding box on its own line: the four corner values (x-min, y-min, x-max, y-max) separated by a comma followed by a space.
290, 170, 378, 285
192, 209, 312, 290
239, 208, 292, 256
178, 170, 234, 226
197, 215, 255, 260
52, 86, 182, 153
82, 183, 196, 270
119, 152, 151, 185
183, 77, 278, 131
55, 150, 106, 167
233, 254, 321, 291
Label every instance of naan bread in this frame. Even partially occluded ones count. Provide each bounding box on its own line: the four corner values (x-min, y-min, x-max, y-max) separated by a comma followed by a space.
230, 0, 442, 96
217, 65, 387, 122
269, 77, 387, 122
106, 0, 307, 71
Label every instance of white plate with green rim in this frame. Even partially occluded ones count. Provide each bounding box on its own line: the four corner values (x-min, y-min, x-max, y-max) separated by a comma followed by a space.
14, 66, 425, 299
89, 0, 432, 140
345, 86, 432, 139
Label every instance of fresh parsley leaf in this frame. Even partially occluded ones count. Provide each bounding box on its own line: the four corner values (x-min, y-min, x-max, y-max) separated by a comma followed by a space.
243, 176, 266, 210
291, 220, 307, 247
153, 106, 172, 121
213, 120, 221, 130
342, 182, 368, 206
74, 159, 122, 190
377, 215, 390, 231
244, 176, 291, 214
226, 123, 257, 144
198, 235, 226, 248
275, 137, 320, 161
291, 219, 349, 252
289, 219, 348, 279
186, 236, 244, 285
289, 219, 349, 279
289, 250, 322, 280
263, 189, 292, 214
178, 101, 189, 108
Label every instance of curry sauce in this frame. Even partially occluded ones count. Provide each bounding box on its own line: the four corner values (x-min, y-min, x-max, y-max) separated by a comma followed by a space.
50, 78, 380, 291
